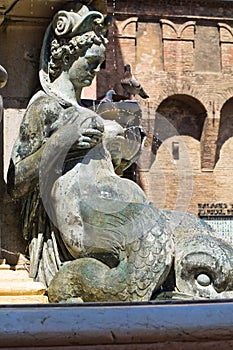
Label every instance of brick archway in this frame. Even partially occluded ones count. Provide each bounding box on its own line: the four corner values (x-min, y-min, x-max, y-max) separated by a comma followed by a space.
137, 94, 207, 213
216, 97, 233, 166
156, 94, 207, 143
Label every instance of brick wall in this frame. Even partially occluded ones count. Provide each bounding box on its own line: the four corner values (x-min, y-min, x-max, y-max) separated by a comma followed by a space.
101, 0, 233, 216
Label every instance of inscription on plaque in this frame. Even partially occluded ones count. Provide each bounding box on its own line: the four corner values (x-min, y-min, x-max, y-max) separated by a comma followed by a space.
198, 203, 233, 217
198, 203, 233, 245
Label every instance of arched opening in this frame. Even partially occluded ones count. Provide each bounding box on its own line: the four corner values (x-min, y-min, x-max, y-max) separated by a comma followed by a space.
216, 97, 233, 166
156, 94, 207, 143
141, 94, 207, 212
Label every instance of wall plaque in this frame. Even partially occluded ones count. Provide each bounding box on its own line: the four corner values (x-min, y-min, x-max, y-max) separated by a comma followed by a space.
198, 203, 233, 217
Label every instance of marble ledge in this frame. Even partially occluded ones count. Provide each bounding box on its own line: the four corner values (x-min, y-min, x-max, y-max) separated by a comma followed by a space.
0, 300, 233, 349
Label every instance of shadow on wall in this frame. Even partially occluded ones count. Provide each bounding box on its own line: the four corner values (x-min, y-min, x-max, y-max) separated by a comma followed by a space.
97, 20, 129, 98
149, 94, 207, 160
0, 114, 27, 265
215, 97, 233, 166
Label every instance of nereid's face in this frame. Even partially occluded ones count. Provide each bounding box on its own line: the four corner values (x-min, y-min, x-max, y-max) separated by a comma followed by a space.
68, 43, 106, 89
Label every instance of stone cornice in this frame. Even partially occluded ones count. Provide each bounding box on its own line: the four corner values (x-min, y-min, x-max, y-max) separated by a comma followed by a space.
0, 301, 233, 348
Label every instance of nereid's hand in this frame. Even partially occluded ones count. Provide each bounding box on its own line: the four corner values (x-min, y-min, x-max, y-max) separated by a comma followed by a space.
51, 108, 104, 151
77, 128, 103, 148
77, 113, 104, 148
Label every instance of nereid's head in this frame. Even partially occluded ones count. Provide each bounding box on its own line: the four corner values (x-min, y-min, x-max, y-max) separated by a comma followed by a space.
49, 31, 107, 82
48, 4, 110, 82
40, 3, 111, 91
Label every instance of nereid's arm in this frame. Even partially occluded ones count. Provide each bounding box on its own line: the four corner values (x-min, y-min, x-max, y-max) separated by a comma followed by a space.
7, 99, 104, 199
7, 144, 46, 199
7, 95, 62, 199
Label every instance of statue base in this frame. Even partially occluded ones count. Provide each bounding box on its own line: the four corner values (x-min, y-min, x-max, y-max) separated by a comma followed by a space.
0, 259, 48, 304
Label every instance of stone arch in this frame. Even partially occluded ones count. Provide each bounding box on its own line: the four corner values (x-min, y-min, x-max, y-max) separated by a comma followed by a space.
153, 77, 209, 114
160, 19, 177, 39
139, 94, 207, 168
117, 17, 138, 37
155, 94, 207, 144
178, 21, 196, 39
139, 93, 207, 211
215, 97, 233, 165
160, 19, 196, 40
138, 94, 207, 211
218, 22, 233, 42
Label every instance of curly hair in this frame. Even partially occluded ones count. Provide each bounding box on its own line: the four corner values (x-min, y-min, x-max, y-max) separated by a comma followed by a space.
48, 31, 108, 81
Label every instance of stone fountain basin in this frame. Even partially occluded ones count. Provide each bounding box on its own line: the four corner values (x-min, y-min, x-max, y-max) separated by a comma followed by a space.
1, 300, 233, 349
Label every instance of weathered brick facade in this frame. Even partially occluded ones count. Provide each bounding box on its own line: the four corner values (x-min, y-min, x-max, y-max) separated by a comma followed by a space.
97, 0, 233, 217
